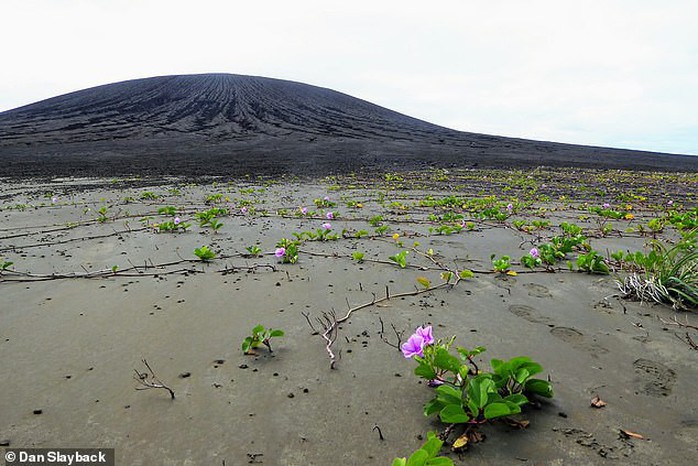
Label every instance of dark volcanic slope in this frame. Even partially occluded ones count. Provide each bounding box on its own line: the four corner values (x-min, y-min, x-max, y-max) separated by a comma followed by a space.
0, 73, 696, 177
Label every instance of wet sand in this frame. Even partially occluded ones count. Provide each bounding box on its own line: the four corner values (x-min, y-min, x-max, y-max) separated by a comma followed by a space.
1, 168, 697, 465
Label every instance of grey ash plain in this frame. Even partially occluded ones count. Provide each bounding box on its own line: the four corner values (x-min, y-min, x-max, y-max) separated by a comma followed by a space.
1, 73, 696, 178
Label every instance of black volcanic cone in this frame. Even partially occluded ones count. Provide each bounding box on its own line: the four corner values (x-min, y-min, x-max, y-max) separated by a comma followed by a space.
0, 73, 696, 177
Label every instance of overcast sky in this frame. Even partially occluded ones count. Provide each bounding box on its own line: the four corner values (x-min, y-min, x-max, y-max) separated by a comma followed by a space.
1, 0, 696, 155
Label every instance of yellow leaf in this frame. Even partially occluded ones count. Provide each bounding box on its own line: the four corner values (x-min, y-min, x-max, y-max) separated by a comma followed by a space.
452, 434, 469, 451
624, 213, 635, 220
506, 270, 518, 276
392, 233, 400, 241
416, 277, 431, 288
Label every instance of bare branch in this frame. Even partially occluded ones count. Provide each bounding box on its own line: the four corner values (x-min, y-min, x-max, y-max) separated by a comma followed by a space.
133, 358, 175, 399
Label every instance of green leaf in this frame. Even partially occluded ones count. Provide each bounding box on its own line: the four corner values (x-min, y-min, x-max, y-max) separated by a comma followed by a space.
406, 448, 429, 466
514, 368, 530, 385
483, 401, 517, 419
490, 358, 505, 374
420, 432, 443, 458
433, 347, 462, 373
425, 458, 453, 466
252, 324, 265, 335
241, 337, 252, 353
423, 398, 445, 417
392, 458, 407, 466
435, 385, 462, 405
439, 404, 470, 424
467, 375, 495, 411
269, 329, 284, 338
458, 269, 474, 279
504, 393, 529, 406
415, 361, 437, 381
525, 378, 554, 398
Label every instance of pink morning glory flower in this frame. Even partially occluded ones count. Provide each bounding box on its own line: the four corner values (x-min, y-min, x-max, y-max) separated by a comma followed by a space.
322, 222, 332, 230
507, 203, 513, 212
401, 334, 425, 359
667, 200, 673, 206
241, 206, 248, 214
326, 211, 334, 220
415, 325, 434, 346
174, 217, 181, 225
301, 207, 308, 215
51, 196, 57, 204
275, 247, 286, 258
602, 203, 610, 209
530, 247, 539, 258
323, 196, 330, 201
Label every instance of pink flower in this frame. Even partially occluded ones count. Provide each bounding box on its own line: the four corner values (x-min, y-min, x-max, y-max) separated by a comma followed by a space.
323, 196, 330, 201
51, 196, 57, 204
301, 207, 308, 215
401, 334, 425, 359
322, 222, 332, 230
530, 247, 539, 258
602, 203, 610, 209
506, 203, 513, 213
275, 247, 286, 258
667, 200, 673, 206
415, 325, 434, 346
241, 206, 248, 214
326, 211, 334, 220
174, 217, 181, 225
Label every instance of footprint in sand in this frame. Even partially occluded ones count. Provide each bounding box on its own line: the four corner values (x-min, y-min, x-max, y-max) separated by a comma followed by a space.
633, 358, 676, 397
524, 283, 552, 298
550, 326, 609, 357
508, 304, 555, 325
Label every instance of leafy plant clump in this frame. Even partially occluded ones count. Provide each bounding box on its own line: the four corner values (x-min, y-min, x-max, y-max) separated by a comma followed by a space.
403, 326, 553, 452
392, 432, 453, 466
194, 245, 216, 261
617, 238, 698, 310
242, 325, 284, 354
275, 238, 300, 264
389, 250, 409, 268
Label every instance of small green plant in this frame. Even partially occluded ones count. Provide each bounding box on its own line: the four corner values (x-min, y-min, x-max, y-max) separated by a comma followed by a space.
389, 250, 409, 268
275, 239, 300, 264
194, 245, 216, 261
520, 248, 542, 270
369, 215, 384, 227
96, 206, 109, 223
158, 206, 177, 216
391, 432, 453, 466
375, 225, 390, 236
205, 193, 223, 204
576, 250, 610, 274
140, 191, 160, 200
209, 218, 224, 233
245, 245, 262, 257
351, 251, 365, 263
241, 325, 284, 354
313, 197, 336, 208
491, 254, 513, 274
0, 260, 13, 275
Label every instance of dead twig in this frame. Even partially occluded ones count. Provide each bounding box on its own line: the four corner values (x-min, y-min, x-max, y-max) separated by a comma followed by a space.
378, 316, 404, 351
133, 358, 175, 399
